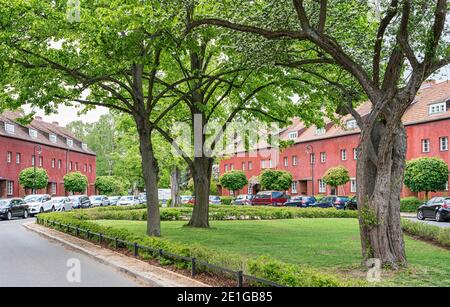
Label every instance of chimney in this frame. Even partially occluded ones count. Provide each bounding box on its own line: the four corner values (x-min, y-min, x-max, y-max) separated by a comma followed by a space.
52, 121, 59, 126
420, 79, 436, 89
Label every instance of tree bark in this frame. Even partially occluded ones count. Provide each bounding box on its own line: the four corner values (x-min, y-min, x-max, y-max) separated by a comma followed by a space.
170, 166, 181, 207
136, 119, 161, 236
188, 156, 213, 228
357, 117, 407, 268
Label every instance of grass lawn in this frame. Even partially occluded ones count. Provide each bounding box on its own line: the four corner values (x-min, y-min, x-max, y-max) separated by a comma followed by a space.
95, 219, 450, 286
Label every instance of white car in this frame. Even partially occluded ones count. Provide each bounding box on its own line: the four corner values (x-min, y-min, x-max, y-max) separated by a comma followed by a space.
117, 196, 140, 206
25, 194, 53, 215
51, 197, 73, 212
89, 195, 110, 207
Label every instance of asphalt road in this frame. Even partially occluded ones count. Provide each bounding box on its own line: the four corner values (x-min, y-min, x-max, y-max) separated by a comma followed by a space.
406, 217, 450, 228
0, 218, 142, 287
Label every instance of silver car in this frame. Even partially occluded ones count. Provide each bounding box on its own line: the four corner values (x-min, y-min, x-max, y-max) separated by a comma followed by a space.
51, 197, 73, 212
89, 195, 110, 207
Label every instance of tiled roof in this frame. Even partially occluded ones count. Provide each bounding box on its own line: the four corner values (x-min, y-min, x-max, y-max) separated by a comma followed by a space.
225, 80, 450, 154
0, 110, 95, 155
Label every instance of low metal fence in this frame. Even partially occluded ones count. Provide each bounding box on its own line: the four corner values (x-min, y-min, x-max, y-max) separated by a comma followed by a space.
36, 217, 284, 288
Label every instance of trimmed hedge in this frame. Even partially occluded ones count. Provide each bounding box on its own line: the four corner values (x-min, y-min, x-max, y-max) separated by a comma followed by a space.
400, 197, 423, 213
220, 196, 234, 206
76, 205, 359, 221
37, 212, 359, 287
401, 219, 450, 249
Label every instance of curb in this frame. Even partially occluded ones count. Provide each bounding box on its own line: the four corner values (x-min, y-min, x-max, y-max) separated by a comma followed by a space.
23, 222, 208, 288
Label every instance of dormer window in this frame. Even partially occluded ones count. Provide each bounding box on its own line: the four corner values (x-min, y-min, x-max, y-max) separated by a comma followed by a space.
314, 127, 326, 135
429, 102, 447, 115
5, 123, 15, 134
49, 134, 57, 143
288, 131, 298, 139
346, 120, 358, 130
29, 128, 38, 139
67, 138, 73, 147
82, 143, 88, 150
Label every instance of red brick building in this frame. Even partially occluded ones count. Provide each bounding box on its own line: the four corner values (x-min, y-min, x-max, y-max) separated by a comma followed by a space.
219, 81, 450, 199
0, 111, 96, 198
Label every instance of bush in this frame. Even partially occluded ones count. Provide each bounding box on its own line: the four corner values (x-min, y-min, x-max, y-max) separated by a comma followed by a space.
401, 219, 450, 248
19, 167, 48, 190
95, 176, 130, 195
400, 197, 423, 213
36, 212, 358, 287
220, 196, 234, 206
64, 172, 88, 194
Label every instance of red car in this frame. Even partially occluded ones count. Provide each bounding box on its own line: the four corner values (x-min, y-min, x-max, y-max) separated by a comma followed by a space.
251, 191, 289, 206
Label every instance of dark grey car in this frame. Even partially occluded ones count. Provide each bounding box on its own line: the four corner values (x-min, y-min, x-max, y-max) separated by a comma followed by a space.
0, 198, 29, 220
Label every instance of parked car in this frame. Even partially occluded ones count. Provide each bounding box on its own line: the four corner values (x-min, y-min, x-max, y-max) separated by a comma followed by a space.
315, 196, 351, 209
69, 195, 91, 209
209, 196, 222, 205
417, 197, 450, 222
50, 197, 73, 212
181, 195, 194, 204
89, 195, 110, 207
108, 196, 121, 206
24, 194, 53, 215
251, 191, 289, 206
345, 196, 358, 210
138, 192, 147, 204
0, 198, 29, 220
284, 196, 317, 208
117, 195, 140, 206
232, 194, 254, 206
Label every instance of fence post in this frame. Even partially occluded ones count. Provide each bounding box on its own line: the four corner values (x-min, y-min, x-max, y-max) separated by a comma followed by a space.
99, 233, 103, 245
134, 243, 139, 257
76, 227, 79, 237
67, 224, 70, 233
87, 230, 90, 240
237, 271, 244, 287
115, 238, 119, 249
158, 249, 163, 258
191, 258, 197, 277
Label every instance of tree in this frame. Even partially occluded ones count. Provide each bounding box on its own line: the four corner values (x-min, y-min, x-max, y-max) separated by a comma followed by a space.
95, 176, 130, 196
323, 166, 350, 194
259, 170, 293, 191
18, 168, 48, 191
64, 172, 88, 194
219, 171, 248, 195
404, 157, 449, 200
190, 0, 450, 267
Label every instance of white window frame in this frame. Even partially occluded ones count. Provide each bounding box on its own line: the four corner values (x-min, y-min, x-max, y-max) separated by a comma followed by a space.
292, 156, 298, 166
422, 139, 430, 153
291, 182, 297, 194
341, 149, 347, 161
7, 152, 12, 163
225, 164, 228, 172
269, 159, 273, 168
320, 152, 326, 163
346, 119, 358, 130
314, 127, 326, 135
67, 138, 73, 147
242, 162, 246, 171
58, 160, 62, 169
261, 160, 266, 169
350, 179, 357, 193
440, 137, 448, 151
5, 123, 15, 134
16, 153, 21, 164
353, 148, 358, 160
82, 143, 88, 150
51, 183, 57, 195
284, 157, 289, 167
428, 102, 446, 115
39, 156, 43, 167
31, 155, 35, 166
7, 181, 14, 196
248, 161, 253, 170
288, 131, 298, 139
318, 179, 326, 193
29, 128, 38, 139
49, 134, 57, 143
310, 153, 316, 164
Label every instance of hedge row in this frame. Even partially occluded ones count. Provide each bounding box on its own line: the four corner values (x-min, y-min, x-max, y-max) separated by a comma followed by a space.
79, 205, 359, 221
401, 219, 450, 249
37, 212, 360, 287
400, 197, 423, 213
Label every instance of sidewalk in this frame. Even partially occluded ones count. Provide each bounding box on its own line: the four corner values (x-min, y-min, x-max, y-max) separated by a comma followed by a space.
24, 222, 208, 287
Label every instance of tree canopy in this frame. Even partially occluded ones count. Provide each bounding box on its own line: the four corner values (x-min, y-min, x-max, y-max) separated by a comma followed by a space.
322, 166, 351, 189
18, 168, 48, 190
219, 170, 248, 194
404, 157, 449, 198
64, 172, 88, 194
259, 170, 293, 191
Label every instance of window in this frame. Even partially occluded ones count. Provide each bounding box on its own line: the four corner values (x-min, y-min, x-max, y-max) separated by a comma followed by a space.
16, 153, 21, 164
230, 164, 234, 170
422, 139, 430, 153
346, 120, 358, 130
291, 182, 297, 194
58, 159, 62, 169
288, 131, 298, 139
84, 164, 87, 172
428, 102, 446, 115
284, 157, 289, 167
75, 162, 79, 171
49, 134, 57, 143
51, 183, 57, 195
318, 179, 326, 193
29, 128, 38, 139
269, 159, 273, 168
82, 143, 88, 150
351, 179, 357, 193
225, 164, 228, 172
310, 153, 316, 164
51, 159, 55, 168
314, 127, 326, 135
7, 181, 13, 196
5, 123, 15, 134
69, 161, 72, 171
39, 156, 43, 167
440, 137, 448, 151
247, 186, 252, 194
353, 148, 358, 160
242, 162, 246, 171
320, 152, 326, 163
341, 149, 347, 161
248, 161, 253, 170
89, 164, 92, 173
445, 181, 449, 191
7, 152, 12, 163
67, 138, 73, 147
261, 160, 267, 169
31, 155, 35, 166
292, 156, 298, 166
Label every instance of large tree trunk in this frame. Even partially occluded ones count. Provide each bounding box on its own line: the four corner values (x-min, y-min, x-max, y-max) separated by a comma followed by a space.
170, 166, 181, 207
188, 156, 213, 228
136, 120, 161, 236
357, 118, 407, 268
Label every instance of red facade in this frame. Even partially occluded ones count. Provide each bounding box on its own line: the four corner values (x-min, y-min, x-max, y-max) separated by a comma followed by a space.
219, 81, 450, 199
0, 112, 96, 198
